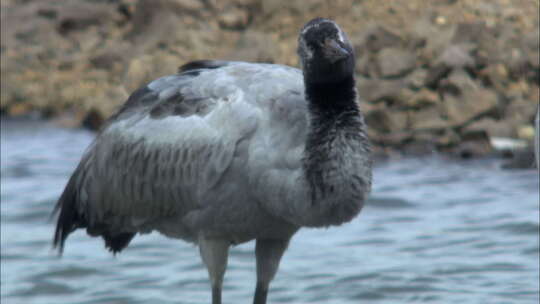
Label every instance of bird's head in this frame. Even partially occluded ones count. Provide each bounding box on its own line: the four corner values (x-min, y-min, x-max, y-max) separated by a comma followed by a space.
298, 18, 355, 84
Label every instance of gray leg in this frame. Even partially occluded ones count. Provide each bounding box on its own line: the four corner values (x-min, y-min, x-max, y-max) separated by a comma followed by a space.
199, 236, 230, 304
253, 239, 289, 304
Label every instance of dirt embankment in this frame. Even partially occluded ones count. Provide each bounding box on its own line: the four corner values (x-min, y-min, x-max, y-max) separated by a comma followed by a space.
1, 0, 539, 157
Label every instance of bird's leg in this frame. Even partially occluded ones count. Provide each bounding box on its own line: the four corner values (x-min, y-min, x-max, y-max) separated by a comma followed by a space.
199, 235, 230, 304
253, 238, 290, 304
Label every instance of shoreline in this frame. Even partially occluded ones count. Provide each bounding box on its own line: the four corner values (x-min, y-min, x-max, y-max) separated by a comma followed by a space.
2, 114, 536, 170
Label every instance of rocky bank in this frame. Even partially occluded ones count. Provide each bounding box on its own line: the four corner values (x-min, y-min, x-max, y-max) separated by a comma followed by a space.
1, 0, 539, 158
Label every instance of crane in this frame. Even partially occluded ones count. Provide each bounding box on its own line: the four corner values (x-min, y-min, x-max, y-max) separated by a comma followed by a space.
53, 17, 372, 304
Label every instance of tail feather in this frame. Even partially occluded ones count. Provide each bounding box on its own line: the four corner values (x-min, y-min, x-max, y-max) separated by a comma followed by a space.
52, 174, 83, 254
52, 168, 136, 255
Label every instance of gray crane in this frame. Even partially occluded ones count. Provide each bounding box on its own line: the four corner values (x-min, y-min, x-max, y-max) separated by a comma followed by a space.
53, 18, 372, 304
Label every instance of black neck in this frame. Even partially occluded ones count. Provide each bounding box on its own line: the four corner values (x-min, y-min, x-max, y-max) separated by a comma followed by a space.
302, 74, 369, 204
305, 75, 359, 121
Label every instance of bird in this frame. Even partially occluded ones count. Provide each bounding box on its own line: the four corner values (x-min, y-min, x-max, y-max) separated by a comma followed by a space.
53, 17, 372, 304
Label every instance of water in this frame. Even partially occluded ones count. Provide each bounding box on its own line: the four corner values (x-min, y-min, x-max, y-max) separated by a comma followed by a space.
1, 118, 539, 304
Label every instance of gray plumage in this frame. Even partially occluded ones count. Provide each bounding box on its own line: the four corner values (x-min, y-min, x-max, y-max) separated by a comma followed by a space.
53, 18, 372, 304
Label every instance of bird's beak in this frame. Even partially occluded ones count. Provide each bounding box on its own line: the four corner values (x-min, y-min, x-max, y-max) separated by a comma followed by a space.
323, 38, 350, 63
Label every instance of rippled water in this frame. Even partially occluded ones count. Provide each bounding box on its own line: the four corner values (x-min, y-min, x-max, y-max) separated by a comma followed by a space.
1, 118, 539, 304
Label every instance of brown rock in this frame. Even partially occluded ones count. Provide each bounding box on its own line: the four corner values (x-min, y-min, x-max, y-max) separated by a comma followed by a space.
364, 108, 408, 134
82, 109, 105, 131
454, 131, 493, 158
357, 78, 407, 103
436, 128, 461, 147
451, 22, 490, 44
505, 97, 538, 123
225, 31, 279, 63
409, 106, 447, 130
439, 69, 477, 96
425, 64, 452, 89
436, 43, 476, 68
442, 85, 499, 127
377, 47, 416, 78
357, 25, 404, 54
405, 68, 428, 90
368, 129, 413, 147
356, 53, 379, 77
218, 6, 250, 30
123, 53, 180, 92
412, 16, 455, 63
464, 117, 517, 138
403, 88, 440, 108
477, 63, 509, 92
55, 2, 118, 36
7, 103, 33, 116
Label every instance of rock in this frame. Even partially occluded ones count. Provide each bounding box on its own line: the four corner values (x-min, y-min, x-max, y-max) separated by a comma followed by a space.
436, 43, 476, 68
451, 22, 490, 44
356, 52, 379, 77
89, 52, 125, 71
123, 53, 179, 92
436, 128, 461, 147
368, 129, 413, 147
7, 103, 33, 116
405, 69, 428, 90
401, 140, 438, 155
402, 88, 440, 108
225, 31, 279, 63
517, 125, 535, 141
412, 16, 455, 63
442, 81, 499, 127
173, 0, 206, 11
357, 78, 407, 103
454, 131, 493, 158
425, 64, 452, 89
81, 109, 104, 131
477, 63, 509, 92
377, 47, 416, 78
505, 96, 537, 123
357, 25, 404, 53
425, 44, 476, 88
464, 117, 518, 138
54, 2, 118, 36
218, 6, 250, 30
409, 106, 447, 130
364, 107, 408, 134
439, 69, 477, 96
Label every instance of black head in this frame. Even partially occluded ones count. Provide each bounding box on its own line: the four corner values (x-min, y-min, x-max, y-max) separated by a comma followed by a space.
298, 18, 355, 84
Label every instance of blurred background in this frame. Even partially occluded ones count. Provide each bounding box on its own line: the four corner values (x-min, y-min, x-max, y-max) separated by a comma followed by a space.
1, 0, 539, 159
1, 0, 539, 303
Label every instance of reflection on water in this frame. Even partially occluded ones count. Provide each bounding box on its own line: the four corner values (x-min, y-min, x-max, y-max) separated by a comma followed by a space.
1, 118, 539, 304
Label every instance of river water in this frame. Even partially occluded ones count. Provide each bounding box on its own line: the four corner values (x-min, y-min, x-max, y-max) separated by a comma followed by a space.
1, 118, 539, 304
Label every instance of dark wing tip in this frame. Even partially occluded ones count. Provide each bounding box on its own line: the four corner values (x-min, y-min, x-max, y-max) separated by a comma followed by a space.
51, 173, 84, 255
178, 60, 230, 73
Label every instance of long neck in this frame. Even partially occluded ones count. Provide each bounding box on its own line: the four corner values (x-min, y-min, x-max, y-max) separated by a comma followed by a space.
305, 75, 358, 116
301, 74, 372, 226
305, 75, 360, 131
